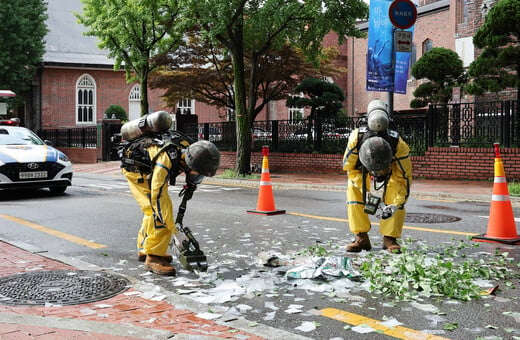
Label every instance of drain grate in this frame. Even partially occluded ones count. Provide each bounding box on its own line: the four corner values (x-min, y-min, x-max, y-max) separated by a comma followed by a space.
0, 270, 130, 306
405, 213, 461, 224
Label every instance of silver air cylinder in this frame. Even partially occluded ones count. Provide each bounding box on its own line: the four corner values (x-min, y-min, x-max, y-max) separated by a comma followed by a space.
120, 111, 172, 141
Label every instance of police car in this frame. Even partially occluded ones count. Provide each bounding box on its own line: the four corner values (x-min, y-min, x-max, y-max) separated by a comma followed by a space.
0, 121, 73, 194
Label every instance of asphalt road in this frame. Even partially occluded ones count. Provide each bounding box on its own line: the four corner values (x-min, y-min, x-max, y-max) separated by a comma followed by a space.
0, 172, 519, 339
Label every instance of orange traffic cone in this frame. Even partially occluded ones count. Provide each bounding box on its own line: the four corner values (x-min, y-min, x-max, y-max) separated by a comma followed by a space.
473, 143, 520, 245
247, 146, 285, 215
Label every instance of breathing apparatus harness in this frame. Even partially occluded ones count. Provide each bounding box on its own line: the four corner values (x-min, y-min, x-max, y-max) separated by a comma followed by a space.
354, 123, 400, 215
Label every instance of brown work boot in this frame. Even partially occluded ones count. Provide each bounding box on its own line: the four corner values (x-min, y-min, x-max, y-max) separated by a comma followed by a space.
346, 232, 372, 252
144, 255, 176, 276
138, 251, 173, 263
383, 236, 401, 254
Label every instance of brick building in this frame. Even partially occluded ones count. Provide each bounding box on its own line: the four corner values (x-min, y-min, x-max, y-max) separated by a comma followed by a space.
27, 0, 504, 131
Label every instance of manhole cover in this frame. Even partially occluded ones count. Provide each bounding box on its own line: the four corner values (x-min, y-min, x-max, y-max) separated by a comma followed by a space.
405, 213, 461, 223
0, 270, 130, 306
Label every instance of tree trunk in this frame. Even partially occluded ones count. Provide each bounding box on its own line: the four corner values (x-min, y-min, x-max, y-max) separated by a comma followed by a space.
230, 24, 251, 175
140, 67, 150, 116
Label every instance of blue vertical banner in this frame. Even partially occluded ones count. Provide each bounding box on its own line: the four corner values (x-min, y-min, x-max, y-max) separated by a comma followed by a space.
393, 26, 414, 94
366, 0, 394, 92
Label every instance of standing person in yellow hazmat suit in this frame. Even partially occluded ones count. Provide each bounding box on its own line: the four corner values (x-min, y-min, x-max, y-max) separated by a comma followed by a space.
342, 100, 412, 254
118, 113, 220, 276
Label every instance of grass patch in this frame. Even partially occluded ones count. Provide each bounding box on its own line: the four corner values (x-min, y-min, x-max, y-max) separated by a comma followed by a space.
508, 181, 520, 197
218, 168, 260, 180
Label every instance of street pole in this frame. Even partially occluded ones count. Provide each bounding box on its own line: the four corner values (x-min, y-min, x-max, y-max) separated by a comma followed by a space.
388, 26, 395, 115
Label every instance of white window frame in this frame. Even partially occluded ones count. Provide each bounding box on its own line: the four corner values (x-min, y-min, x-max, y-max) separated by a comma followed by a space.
289, 93, 305, 123
76, 74, 96, 125
129, 84, 140, 101
226, 108, 235, 121
177, 98, 194, 115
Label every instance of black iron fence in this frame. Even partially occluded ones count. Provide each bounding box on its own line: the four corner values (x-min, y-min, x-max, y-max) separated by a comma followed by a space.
203, 100, 518, 155
38, 100, 518, 157
38, 126, 98, 148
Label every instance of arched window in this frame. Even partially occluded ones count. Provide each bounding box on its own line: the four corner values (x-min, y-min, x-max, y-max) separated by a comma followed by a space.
76, 74, 96, 124
128, 84, 141, 121
422, 39, 433, 54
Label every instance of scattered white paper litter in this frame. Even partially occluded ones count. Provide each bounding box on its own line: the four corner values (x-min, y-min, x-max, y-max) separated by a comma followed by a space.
196, 312, 222, 320
295, 321, 316, 332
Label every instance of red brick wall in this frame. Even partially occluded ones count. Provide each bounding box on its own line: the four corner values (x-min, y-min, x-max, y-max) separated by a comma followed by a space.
59, 147, 97, 163
40, 68, 167, 129
346, 4, 452, 116
220, 147, 520, 181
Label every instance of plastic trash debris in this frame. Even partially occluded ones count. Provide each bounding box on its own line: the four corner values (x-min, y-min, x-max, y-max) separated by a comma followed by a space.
283, 256, 361, 280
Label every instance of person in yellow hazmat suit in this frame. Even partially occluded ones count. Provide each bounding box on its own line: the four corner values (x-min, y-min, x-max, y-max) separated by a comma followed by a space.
120, 130, 220, 276
342, 99, 412, 254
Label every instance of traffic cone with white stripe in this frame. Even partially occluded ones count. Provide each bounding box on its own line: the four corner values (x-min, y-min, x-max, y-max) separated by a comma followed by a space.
473, 143, 520, 245
247, 146, 285, 215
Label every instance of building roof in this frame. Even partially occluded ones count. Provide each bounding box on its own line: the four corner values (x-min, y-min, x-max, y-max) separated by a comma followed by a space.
43, 0, 114, 66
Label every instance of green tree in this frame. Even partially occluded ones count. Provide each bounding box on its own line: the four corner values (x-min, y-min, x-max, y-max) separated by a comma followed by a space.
150, 32, 343, 120
104, 104, 128, 121
465, 0, 520, 101
0, 0, 47, 114
75, 0, 182, 115
410, 47, 465, 108
179, 0, 368, 175
286, 77, 345, 119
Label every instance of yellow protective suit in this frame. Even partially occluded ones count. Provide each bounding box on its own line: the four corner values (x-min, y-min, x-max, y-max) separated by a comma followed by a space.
342, 128, 412, 238
123, 144, 181, 257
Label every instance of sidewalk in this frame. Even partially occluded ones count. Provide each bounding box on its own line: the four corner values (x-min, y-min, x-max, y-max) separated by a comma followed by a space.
73, 161, 496, 202
0, 161, 500, 339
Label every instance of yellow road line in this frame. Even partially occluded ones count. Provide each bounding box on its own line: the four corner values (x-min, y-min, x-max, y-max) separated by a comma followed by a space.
321, 308, 450, 340
288, 212, 478, 236
0, 214, 106, 249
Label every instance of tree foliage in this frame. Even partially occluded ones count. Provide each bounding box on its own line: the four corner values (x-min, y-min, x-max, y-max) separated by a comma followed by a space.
465, 0, 520, 101
410, 47, 465, 108
104, 104, 128, 121
0, 0, 47, 109
150, 32, 343, 121
75, 0, 183, 115
178, 0, 368, 174
286, 78, 345, 119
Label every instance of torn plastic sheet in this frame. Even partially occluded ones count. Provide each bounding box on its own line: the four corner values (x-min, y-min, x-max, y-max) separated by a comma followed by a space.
281, 256, 361, 280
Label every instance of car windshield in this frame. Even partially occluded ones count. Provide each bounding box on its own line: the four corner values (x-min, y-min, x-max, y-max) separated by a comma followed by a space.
0, 128, 45, 146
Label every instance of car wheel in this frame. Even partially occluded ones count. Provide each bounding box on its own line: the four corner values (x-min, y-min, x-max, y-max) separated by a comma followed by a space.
49, 186, 67, 194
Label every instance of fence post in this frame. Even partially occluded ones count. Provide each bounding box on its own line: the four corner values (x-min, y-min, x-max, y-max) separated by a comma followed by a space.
427, 105, 434, 148
503, 100, 511, 148
271, 120, 279, 151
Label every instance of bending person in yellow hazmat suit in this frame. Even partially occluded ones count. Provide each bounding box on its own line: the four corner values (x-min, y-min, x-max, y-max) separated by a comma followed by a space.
121, 131, 220, 276
342, 99, 412, 253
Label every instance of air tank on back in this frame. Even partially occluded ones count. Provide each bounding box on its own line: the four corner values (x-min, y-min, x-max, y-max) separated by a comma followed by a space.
120, 111, 172, 141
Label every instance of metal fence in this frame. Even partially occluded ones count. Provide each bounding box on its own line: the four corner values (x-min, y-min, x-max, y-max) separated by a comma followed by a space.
204, 100, 518, 155
38, 126, 98, 148
39, 100, 518, 157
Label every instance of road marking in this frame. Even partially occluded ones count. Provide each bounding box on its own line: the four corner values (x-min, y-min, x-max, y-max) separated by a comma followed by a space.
288, 212, 478, 236
0, 215, 107, 249
320, 308, 450, 339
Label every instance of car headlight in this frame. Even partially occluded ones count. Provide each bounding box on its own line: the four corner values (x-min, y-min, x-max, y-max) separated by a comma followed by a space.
59, 153, 70, 162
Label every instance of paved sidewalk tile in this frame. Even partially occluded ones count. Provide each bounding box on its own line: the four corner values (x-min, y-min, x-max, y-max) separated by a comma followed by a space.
0, 241, 265, 339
